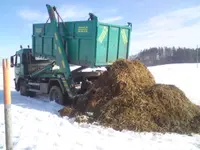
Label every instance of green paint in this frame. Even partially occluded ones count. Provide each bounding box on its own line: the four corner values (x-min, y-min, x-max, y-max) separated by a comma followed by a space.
46, 4, 75, 97
32, 11, 132, 68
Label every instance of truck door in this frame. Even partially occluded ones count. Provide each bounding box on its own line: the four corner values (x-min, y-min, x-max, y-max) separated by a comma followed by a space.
14, 54, 23, 82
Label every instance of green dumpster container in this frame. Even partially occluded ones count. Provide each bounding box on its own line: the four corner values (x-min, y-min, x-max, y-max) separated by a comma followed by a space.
32, 14, 132, 67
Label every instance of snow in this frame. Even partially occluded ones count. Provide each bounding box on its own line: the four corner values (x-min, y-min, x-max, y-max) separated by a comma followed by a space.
0, 63, 200, 150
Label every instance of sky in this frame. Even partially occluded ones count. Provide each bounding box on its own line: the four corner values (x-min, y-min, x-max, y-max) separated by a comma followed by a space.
1, 0, 200, 58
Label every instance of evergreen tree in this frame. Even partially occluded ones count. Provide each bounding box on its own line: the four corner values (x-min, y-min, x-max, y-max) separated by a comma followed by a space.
130, 46, 199, 66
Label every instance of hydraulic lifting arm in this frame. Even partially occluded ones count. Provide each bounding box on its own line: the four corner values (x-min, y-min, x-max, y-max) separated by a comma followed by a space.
46, 4, 75, 98
29, 61, 55, 78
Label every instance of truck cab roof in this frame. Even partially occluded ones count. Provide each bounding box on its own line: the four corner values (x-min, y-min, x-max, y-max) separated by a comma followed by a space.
16, 48, 32, 55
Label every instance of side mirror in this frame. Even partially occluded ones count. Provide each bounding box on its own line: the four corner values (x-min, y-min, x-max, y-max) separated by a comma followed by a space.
10, 56, 14, 67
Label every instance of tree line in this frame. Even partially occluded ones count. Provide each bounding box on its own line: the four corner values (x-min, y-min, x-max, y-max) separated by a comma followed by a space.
129, 47, 200, 66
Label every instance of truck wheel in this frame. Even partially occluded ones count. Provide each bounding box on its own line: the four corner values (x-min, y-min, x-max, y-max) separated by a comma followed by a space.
19, 81, 28, 96
49, 86, 64, 105
28, 91, 36, 98
19, 80, 36, 97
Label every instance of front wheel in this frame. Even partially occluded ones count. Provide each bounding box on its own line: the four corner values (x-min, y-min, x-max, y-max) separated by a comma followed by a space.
20, 81, 28, 96
19, 80, 36, 97
49, 86, 64, 105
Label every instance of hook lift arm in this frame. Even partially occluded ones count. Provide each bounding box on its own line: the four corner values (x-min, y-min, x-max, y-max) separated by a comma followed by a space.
46, 4, 76, 98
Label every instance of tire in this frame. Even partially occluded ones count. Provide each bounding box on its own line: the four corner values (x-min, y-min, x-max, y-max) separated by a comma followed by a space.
49, 86, 64, 105
28, 91, 36, 97
19, 80, 28, 96
19, 80, 36, 97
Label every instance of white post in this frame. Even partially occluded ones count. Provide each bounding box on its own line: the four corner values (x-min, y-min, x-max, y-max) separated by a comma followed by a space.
3, 59, 13, 150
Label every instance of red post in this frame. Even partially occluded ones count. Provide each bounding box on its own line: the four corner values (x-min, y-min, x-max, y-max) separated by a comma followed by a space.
3, 59, 13, 150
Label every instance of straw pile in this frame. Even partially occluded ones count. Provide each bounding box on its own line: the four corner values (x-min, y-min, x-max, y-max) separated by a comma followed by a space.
59, 59, 200, 134
86, 59, 156, 112
94, 84, 200, 134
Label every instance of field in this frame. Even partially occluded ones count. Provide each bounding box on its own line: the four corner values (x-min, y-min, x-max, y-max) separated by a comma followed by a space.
0, 63, 200, 150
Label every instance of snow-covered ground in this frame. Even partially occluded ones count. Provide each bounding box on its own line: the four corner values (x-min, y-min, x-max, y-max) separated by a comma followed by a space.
0, 63, 200, 150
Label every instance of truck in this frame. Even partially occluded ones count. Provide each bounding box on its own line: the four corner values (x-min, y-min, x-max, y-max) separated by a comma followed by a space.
10, 4, 132, 105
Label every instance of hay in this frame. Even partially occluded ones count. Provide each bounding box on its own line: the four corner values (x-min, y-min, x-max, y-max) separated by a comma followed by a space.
58, 59, 200, 134
58, 106, 81, 118
58, 107, 93, 123
94, 84, 200, 134
95, 59, 155, 94
86, 59, 156, 112
144, 84, 200, 134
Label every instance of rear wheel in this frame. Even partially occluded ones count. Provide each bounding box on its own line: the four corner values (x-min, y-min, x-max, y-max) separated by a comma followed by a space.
49, 86, 64, 105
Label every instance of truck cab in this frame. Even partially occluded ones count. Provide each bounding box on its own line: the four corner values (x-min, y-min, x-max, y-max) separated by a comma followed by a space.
10, 48, 32, 90
10, 47, 57, 99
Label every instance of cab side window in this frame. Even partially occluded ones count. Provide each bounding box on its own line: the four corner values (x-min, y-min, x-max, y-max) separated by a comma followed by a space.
15, 54, 21, 66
